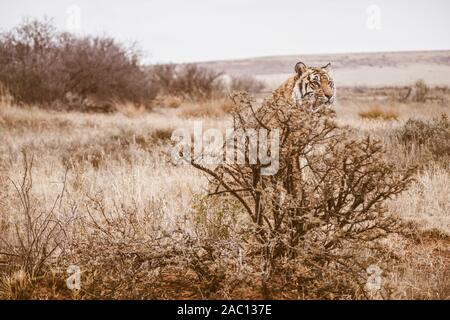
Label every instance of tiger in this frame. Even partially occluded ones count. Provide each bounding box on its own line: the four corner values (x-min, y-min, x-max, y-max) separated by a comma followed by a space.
272, 61, 336, 111
206, 61, 336, 195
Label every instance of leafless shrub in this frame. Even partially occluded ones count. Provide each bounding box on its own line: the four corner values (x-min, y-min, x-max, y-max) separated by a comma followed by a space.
397, 80, 430, 103
0, 151, 68, 277
150, 63, 224, 101
0, 18, 157, 109
413, 80, 429, 102
58, 192, 195, 299
393, 114, 450, 164
229, 76, 265, 93
191, 92, 415, 297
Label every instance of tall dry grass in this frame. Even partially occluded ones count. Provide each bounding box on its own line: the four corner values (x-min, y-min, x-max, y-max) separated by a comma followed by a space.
358, 105, 399, 121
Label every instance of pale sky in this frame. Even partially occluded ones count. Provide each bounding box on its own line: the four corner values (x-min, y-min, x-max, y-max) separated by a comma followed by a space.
1, 0, 449, 63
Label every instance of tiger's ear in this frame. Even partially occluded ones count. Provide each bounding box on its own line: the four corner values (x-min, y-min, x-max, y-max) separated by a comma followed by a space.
322, 62, 331, 71
295, 61, 307, 75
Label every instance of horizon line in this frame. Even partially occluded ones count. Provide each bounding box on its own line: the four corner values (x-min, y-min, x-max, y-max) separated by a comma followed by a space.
152, 48, 450, 65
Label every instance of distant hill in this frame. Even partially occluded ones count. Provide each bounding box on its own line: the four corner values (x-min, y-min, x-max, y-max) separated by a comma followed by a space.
198, 50, 450, 88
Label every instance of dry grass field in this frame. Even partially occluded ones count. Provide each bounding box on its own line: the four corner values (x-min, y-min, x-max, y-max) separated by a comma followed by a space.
0, 50, 449, 300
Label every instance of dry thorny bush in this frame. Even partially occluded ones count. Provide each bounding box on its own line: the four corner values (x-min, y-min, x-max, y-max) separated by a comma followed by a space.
392, 114, 450, 166
149, 63, 225, 102
0, 152, 67, 278
397, 80, 430, 103
190, 91, 416, 298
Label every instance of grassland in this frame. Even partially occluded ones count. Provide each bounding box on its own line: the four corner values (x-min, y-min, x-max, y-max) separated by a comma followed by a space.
0, 80, 448, 299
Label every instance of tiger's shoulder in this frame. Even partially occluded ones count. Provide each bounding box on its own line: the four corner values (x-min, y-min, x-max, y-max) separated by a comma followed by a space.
271, 76, 299, 103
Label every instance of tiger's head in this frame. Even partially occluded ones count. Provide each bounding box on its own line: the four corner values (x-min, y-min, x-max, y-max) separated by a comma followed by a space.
292, 61, 336, 109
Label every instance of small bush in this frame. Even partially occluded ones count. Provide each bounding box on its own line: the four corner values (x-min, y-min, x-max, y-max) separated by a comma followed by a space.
0, 152, 66, 277
393, 114, 450, 162
359, 105, 399, 121
398, 80, 430, 103
150, 63, 224, 101
229, 75, 265, 93
191, 92, 415, 298
413, 80, 429, 103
